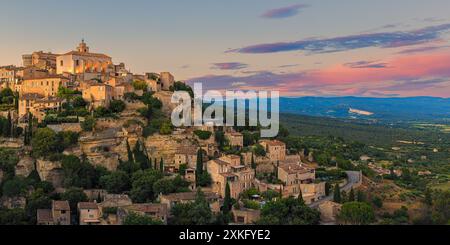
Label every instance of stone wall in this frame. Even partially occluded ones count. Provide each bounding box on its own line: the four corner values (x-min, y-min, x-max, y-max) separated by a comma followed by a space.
145, 134, 198, 167
15, 156, 35, 177
36, 159, 64, 188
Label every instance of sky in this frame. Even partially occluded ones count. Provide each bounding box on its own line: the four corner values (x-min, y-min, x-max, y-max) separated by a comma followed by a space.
1, 0, 450, 97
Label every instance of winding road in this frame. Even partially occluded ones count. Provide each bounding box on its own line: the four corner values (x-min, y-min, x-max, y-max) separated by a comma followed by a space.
309, 171, 362, 208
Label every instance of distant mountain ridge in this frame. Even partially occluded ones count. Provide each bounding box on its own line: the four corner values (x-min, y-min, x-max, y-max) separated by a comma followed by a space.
279, 96, 450, 122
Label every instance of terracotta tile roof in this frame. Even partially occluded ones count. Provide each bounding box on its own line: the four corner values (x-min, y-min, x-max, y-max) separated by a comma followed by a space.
125, 203, 167, 214
64, 51, 111, 59
263, 140, 286, 146
78, 202, 98, 210
279, 163, 314, 175
211, 159, 230, 166
52, 200, 70, 211
23, 75, 69, 80
37, 209, 53, 223
161, 192, 219, 202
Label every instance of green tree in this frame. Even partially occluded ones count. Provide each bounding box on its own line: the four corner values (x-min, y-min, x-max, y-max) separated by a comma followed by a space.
223, 182, 232, 215
2, 111, 12, 137
100, 171, 130, 194
179, 164, 187, 176
0, 209, 29, 225
357, 190, 367, 203
170, 189, 213, 225
110, 100, 126, 113
126, 140, 134, 163
424, 188, 433, 206
257, 197, 320, 225
123, 212, 163, 225
2, 177, 28, 197
338, 202, 375, 225
372, 196, 383, 208
214, 131, 226, 148
133, 141, 150, 170
60, 187, 88, 213
159, 121, 173, 135
195, 149, 203, 186
333, 184, 342, 203
81, 116, 96, 132
26, 188, 51, 224
251, 153, 256, 170
159, 158, 164, 173
348, 188, 355, 202
253, 144, 266, 157
61, 155, 99, 189
129, 169, 163, 203
132, 80, 148, 91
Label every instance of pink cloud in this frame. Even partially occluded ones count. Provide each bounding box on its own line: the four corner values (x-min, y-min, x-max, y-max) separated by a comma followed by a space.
188, 52, 450, 97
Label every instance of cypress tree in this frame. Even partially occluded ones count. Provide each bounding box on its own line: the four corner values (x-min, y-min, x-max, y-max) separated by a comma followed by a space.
3, 111, 11, 137
126, 140, 134, 163
348, 188, 355, 202
27, 112, 33, 140
160, 158, 164, 173
357, 190, 366, 202
251, 153, 256, 170
196, 149, 204, 186
333, 184, 341, 203
223, 182, 231, 215
424, 189, 433, 206
298, 188, 304, 205
154, 158, 157, 169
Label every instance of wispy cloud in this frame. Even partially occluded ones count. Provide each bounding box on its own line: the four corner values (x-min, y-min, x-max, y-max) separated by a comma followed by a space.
396, 45, 450, 54
211, 62, 248, 70
229, 23, 450, 54
278, 64, 300, 68
344, 61, 389, 69
261, 4, 309, 19
188, 52, 450, 97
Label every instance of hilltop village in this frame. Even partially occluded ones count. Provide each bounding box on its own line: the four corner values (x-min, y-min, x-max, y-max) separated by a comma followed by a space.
0, 40, 370, 225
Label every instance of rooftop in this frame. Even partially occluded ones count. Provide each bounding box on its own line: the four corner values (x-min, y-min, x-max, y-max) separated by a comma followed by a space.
37, 209, 53, 223
161, 191, 219, 202
78, 202, 98, 210
63, 51, 111, 59
261, 139, 286, 147
52, 200, 70, 211
124, 203, 167, 214
279, 163, 314, 175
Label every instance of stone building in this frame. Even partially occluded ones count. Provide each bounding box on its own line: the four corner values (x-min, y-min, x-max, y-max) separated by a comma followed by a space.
277, 162, 316, 186
0, 65, 20, 90
18, 93, 64, 122
22, 51, 59, 71
174, 146, 198, 169
81, 80, 113, 109
57, 40, 113, 75
232, 208, 261, 224
20, 75, 69, 97
259, 139, 286, 163
207, 156, 255, 199
78, 202, 101, 225
37, 200, 71, 225
105, 77, 134, 100
225, 132, 244, 148
159, 72, 174, 91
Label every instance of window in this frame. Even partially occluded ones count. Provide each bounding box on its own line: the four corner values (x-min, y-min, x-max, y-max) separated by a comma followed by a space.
76, 60, 80, 66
